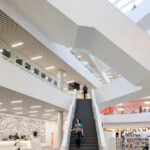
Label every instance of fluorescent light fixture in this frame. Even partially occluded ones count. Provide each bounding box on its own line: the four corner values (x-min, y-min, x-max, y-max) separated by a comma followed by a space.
117, 108, 124, 111
0, 108, 7, 111
31, 56, 42, 61
0, 103, 3, 105
144, 101, 150, 104
43, 113, 51, 116
30, 106, 41, 109
30, 115, 37, 117
63, 74, 67, 77
13, 107, 23, 110
66, 80, 74, 83
10, 100, 23, 104
29, 111, 39, 113
117, 103, 123, 106
0, 49, 3, 53
11, 42, 23, 48
45, 109, 55, 112
15, 112, 23, 115
77, 55, 82, 58
45, 66, 55, 70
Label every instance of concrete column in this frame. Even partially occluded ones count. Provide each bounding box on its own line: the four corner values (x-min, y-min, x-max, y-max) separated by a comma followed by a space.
57, 111, 63, 149
57, 70, 64, 90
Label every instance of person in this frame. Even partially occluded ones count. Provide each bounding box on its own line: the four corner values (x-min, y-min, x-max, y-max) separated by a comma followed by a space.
71, 119, 84, 148
14, 133, 21, 150
31, 131, 42, 150
143, 144, 149, 150
83, 84, 88, 99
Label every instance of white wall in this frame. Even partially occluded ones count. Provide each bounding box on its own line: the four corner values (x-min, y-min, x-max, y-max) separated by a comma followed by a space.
0, 57, 71, 110
94, 77, 142, 108
101, 113, 150, 128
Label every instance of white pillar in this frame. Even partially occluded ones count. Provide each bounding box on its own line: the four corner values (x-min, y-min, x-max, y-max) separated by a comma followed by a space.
57, 70, 64, 90
57, 111, 63, 149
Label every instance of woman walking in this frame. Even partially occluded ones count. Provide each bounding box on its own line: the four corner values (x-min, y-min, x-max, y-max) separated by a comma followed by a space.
71, 119, 84, 148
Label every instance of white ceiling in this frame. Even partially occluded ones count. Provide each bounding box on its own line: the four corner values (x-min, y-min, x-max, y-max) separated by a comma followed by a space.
0, 10, 95, 89
0, 86, 68, 121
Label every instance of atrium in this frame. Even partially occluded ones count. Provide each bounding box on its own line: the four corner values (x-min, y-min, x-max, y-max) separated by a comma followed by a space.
0, 0, 150, 150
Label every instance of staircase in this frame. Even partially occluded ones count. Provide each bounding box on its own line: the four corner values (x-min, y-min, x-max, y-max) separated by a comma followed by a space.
69, 99, 99, 150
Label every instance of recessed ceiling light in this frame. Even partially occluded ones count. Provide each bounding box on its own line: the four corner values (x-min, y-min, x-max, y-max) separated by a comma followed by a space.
30, 115, 37, 117
45, 66, 55, 70
0, 102, 3, 105
66, 80, 74, 83
63, 74, 67, 77
45, 109, 55, 112
31, 56, 42, 61
0, 49, 3, 53
0, 108, 7, 111
77, 55, 82, 58
117, 108, 124, 111
117, 103, 123, 106
11, 42, 23, 48
29, 111, 39, 113
13, 107, 23, 110
30, 106, 41, 109
144, 101, 150, 104
43, 113, 51, 116
10, 100, 23, 104
15, 112, 23, 115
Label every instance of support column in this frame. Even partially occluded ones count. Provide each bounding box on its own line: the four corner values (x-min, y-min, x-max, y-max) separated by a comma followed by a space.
57, 111, 63, 149
57, 70, 64, 90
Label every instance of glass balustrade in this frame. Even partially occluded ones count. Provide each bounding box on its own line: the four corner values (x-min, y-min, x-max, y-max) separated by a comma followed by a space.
0, 38, 70, 94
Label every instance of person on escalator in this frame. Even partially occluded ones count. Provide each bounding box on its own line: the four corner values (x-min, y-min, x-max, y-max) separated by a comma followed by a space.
70, 119, 84, 148
83, 84, 88, 99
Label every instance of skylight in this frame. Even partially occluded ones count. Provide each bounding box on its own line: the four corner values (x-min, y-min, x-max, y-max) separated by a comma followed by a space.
108, 0, 144, 15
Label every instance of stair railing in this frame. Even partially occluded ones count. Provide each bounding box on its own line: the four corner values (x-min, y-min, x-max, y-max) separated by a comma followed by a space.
60, 89, 77, 150
91, 89, 107, 150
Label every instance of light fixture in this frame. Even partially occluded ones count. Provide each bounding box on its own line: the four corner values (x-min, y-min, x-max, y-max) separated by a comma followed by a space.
15, 112, 23, 115
66, 80, 74, 83
29, 111, 39, 113
30, 106, 41, 109
77, 55, 82, 58
117, 108, 124, 111
0, 49, 3, 53
45, 109, 55, 112
45, 66, 55, 70
31, 56, 42, 61
144, 101, 150, 104
0, 102, 3, 105
63, 74, 67, 77
43, 113, 51, 116
13, 107, 23, 110
10, 100, 23, 104
11, 42, 23, 48
117, 103, 123, 106
0, 108, 7, 111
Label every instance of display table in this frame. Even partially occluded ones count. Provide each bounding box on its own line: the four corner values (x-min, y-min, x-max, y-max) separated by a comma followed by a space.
0, 141, 31, 150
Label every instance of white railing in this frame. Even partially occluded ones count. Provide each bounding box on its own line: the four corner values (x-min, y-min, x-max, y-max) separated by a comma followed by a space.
91, 89, 107, 150
60, 90, 77, 150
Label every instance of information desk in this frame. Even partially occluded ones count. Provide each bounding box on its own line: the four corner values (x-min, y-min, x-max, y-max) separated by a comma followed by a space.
0, 141, 31, 150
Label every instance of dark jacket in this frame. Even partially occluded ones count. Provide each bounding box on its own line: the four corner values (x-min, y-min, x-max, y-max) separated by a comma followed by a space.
83, 86, 88, 93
